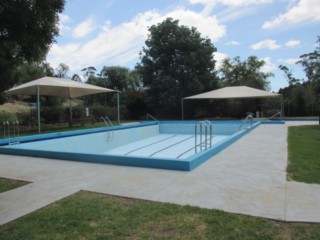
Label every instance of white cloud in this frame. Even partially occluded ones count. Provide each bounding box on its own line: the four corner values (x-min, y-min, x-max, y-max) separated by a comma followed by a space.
262, 0, 320, 29
58, 13, 71, 34
225, 40, 239, 45
48, 7, 226, 72
189, 0, 272, 7
220, 0, 273, 6
285, 39, 300, 48
73, 18, 96, 39
260, 57, 276, 72
189, 0, 273, 20
164, 8, 226, 42
285, 58, 299, 64
214, 52, 228, 69
251, 39, 281, 50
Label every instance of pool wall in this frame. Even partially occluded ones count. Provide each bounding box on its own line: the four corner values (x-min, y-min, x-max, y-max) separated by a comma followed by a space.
0, 121, 261, 171
10, 125, 159, 154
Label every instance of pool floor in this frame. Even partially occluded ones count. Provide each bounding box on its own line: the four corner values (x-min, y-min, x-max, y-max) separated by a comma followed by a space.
104, 134, 229, 159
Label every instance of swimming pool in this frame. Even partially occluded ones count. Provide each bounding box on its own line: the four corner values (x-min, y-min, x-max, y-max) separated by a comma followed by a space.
0, 121, 261, 171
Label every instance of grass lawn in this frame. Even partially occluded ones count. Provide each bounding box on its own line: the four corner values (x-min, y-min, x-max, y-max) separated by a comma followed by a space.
287, 125, 320, 183
0, 178, 29, 193
1, 191, 320, 240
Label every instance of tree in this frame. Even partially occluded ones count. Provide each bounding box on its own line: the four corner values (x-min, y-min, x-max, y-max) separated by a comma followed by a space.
220, 56, 272, 90
100, 66, 129, 92
136, 18, 219, 117
279, 65, 300, 86
13, 62, 54, 85
0, 0, 66, 98
297, 36, 320, 94
278, 36, 320, 117
72, 74, 82, 82
56, 63, 70, 78
81, 66, 97, 77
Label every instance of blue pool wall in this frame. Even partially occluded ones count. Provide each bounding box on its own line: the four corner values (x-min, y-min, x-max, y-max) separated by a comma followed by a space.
10, 124, 159, 154
1, 120, 267, 171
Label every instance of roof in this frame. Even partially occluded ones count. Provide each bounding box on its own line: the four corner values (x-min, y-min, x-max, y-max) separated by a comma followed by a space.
6, 76, 116, 98
184, 86, 281, 100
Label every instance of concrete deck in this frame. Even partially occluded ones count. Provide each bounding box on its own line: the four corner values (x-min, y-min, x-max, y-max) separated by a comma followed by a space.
1, 121, 319, 225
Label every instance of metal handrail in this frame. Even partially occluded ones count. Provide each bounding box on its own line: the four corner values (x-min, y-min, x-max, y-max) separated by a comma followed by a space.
3, 121, 10, 139
195, 120, 213, 153
266, 112, 281, 120
100, 116, 114, 141
146, 114, 159, 122
12, 120, 20, 138
239, 113, 253, 130
104, 116, 113, 126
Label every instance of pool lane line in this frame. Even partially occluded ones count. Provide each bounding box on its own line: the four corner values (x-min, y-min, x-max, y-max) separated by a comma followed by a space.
149, 135, 194, 157
176, 136, 215, 159
124, 135, 177, 155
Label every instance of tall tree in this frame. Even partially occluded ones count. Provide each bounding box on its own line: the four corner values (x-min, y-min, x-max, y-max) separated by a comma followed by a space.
279, 65, 300, 86
136, 18, 218, 117
0, 0, 66, 98
219, 56, 272, 90
297, 36, 320, 94
13, 62, 54, 85
81, 66, 97, 78
100, 66, 129, 92
56, 63, 70, 78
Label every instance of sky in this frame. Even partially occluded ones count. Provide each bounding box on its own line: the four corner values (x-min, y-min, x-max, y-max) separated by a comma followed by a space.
46, 0, 320, 92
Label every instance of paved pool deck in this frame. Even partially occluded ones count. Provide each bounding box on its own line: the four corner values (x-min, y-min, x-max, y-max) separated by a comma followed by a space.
0, 121, 319, 225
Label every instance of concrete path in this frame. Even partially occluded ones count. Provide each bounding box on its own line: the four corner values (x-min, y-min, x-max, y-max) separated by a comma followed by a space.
0, 121, 319, 225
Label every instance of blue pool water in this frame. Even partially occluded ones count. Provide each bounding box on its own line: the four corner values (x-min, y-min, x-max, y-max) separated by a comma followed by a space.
0, 120, 262, 171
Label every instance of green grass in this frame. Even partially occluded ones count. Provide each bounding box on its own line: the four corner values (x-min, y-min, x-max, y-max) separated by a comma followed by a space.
0, 178, 29, 193
0, 191, 319, 240
287, 125, 320, 184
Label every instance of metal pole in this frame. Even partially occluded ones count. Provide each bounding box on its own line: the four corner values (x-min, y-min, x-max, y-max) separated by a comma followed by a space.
205, 125, 208, 150
117, 91, 120, 125
69, 98, 72, 127
200, 123, 202, 151
195, 124, 197, 153
37, 86, 41, 134
280, 96, 284, 119
181, 99, 184, 120
210, 124, 212, 147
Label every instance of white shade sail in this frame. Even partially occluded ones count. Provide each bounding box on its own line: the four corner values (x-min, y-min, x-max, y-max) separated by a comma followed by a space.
182, 86, 283, 119
184, 86, 281, 99
6, 76, 116, 98
6, 76, 119, 133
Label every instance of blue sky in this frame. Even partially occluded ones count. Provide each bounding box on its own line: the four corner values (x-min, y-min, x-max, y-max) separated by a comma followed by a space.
47, 0, 320, 92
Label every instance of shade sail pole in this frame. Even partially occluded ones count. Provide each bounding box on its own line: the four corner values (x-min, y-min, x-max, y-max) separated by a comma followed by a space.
37, 86, 41, 134
69, 98, 73, 127
117, 91, 120, 124
181, 99, 184, 120
280, 95, 284, 119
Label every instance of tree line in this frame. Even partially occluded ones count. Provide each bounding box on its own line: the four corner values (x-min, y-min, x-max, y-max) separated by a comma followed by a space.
1, 1, 319, 119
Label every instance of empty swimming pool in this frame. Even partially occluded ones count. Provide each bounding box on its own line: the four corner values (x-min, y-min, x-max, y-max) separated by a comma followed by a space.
0, 121, 260, 171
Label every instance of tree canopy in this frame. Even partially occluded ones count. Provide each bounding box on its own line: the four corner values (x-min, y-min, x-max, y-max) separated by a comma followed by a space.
219, 56, 272, 90
0, 0, 65, 98
278, 35, 320, 117
136, 18, 219, 117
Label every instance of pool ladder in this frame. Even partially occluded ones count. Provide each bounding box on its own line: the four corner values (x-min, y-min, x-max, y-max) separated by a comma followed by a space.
239, 113, 253, 130
100, 116, 114, 141
146, 114, 159, 122
3, 120, 20, 145
195, 120, 213, 153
